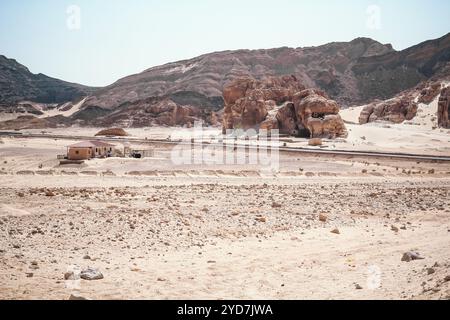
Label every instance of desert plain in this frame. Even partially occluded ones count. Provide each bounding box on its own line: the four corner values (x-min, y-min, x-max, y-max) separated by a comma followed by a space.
0, 117, 450, 300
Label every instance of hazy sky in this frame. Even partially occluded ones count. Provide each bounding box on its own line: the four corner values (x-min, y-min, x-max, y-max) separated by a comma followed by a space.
1, 0, 449, 87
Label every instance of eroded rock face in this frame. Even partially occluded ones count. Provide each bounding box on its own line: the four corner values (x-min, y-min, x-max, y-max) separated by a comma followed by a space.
222, 76, 348, 138
294, 90, 347, 139
76, 97, 221, 128
222, 75, 304, 132
438, 86, 450, 128
418, 82, 442, 104
359, 97, 418, 124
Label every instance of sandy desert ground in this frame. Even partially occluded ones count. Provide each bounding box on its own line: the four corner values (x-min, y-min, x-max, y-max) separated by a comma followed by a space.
1, 122, 450, 300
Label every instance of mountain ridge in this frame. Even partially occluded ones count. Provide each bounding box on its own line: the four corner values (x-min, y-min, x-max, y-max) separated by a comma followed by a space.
0, 55, 96, 105
81, 33, 450, 113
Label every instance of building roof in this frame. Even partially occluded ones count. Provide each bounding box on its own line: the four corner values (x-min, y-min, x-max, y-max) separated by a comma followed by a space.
68, 141, 115, 148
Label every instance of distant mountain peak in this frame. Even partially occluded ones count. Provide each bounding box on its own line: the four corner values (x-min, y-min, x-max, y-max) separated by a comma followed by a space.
0, 55, 95, 105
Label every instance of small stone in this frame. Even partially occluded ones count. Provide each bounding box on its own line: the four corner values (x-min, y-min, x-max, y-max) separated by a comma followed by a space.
80, 268, 103, 281
444, 275, 450, 282
331, 228, 340, 235
69, 294, 88, 300
271, 202, 282, 208
391, 225, 399, 232
255, 217, 267, 223
319, 213, 328, 222
83, 255, 91, 260
427, 268, 435, 275
45, 190, 56, 197
401, 251, 425, 262
26, 273, 33, 278
355, 284, 363, 290
64, 271, 79, 280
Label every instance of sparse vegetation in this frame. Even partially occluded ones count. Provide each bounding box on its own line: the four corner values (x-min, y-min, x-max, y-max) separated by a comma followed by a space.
308, 138, 323, 146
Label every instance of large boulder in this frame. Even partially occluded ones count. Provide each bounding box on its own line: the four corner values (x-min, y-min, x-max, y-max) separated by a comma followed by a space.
294, 90, 347, 139
438, 86, 450, 128
359, 97, 418, 124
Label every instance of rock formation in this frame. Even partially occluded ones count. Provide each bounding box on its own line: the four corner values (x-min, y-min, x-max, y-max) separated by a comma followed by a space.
293, 89, 348, 139
438, 86, 450, 128
222, 76, 348, 139
80, 32, 450, 116
359, 97, 418, 124
418, 82, 442, 104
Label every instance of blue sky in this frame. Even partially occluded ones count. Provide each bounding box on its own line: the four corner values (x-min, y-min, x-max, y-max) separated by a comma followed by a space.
0, 0, 449, 87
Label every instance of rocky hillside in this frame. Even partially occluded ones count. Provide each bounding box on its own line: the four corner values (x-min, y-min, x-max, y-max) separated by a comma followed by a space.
81, 33, 450, 114
0, 55, 95, 105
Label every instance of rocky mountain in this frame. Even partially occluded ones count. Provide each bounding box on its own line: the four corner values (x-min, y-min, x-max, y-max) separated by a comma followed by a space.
0, 55, 95, 105
1, 33, 449, 129
79, 33, 450, 118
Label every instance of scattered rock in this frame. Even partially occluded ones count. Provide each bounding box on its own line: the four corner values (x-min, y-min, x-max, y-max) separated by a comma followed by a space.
427, 268, 435, 275
271, 202, 282, 208
444, 275, 450, 282
80, 268, 103, 281
69, 294, 88, 300
401, 251, 425, 262
64, 271, 79, 281
391, 225, 399, 232
45, 190, 56, 197
355, 284, 363, 290
331, 228, 340, 235
319, 213, 328, 222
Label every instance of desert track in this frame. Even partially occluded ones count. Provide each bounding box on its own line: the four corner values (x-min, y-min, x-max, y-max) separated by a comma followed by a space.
2, 131, 450, 163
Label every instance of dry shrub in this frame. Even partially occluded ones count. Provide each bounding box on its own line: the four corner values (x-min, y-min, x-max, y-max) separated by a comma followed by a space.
308, 138, 323, 146
95, 128, 129, 137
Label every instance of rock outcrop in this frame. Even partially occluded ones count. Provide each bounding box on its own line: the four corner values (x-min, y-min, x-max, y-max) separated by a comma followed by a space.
222, 76, 348, 139
222, 75, 304, 132
293, 89, 348, 138
74, 96, 220, 128
359, 97, 418, 124
418, 82, 442, 104
438, 86, 450, 128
